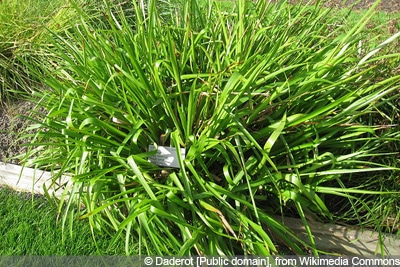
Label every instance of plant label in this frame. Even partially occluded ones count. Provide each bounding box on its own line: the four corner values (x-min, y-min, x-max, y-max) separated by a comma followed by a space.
148, 145, 185, 168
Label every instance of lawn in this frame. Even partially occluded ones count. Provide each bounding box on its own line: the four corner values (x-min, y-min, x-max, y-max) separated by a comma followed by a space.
0, 0, 399, 256
0, 186, 129, 255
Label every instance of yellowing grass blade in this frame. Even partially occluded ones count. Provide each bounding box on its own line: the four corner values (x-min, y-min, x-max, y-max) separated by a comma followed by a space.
200, 200, 237, 239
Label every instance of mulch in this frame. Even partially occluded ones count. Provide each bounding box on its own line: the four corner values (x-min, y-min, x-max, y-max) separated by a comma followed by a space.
334, 0, 400, 13
286, 0, 400, 13
0, 101, 40, 165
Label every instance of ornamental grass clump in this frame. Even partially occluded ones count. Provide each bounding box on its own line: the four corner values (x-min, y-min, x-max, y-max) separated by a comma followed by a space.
22, 0, 400, 255
0, 0, 74, 101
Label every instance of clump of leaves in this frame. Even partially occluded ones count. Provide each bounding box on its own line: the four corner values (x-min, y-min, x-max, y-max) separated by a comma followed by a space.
22, 0, 400, 255
0, 0, 98, 102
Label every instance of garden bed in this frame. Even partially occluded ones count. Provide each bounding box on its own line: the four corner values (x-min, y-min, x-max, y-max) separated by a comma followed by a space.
1, 0, 399, 256
285, 0, 400, 13
0, 100, 39, 165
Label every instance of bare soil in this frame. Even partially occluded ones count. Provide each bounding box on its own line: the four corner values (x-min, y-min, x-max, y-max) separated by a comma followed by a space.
288, 0, 400, 13
0, 101, 41, 164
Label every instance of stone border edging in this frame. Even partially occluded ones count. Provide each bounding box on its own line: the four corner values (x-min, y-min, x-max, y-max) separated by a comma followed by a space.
0, 161, 71, 197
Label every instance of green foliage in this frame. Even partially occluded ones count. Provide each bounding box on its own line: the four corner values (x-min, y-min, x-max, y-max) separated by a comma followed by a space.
0, 0, 98, 103
0, 186, 129, 255
21, 0, 400, 255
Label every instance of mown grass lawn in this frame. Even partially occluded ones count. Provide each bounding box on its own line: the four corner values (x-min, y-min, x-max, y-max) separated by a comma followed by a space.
0, 186, 129, 255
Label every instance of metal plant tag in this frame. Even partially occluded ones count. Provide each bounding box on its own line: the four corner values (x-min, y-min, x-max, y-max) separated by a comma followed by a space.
148, 145, 185, 168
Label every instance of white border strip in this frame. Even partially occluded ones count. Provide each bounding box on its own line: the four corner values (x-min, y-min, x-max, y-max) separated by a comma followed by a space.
0, 161, 71, 197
